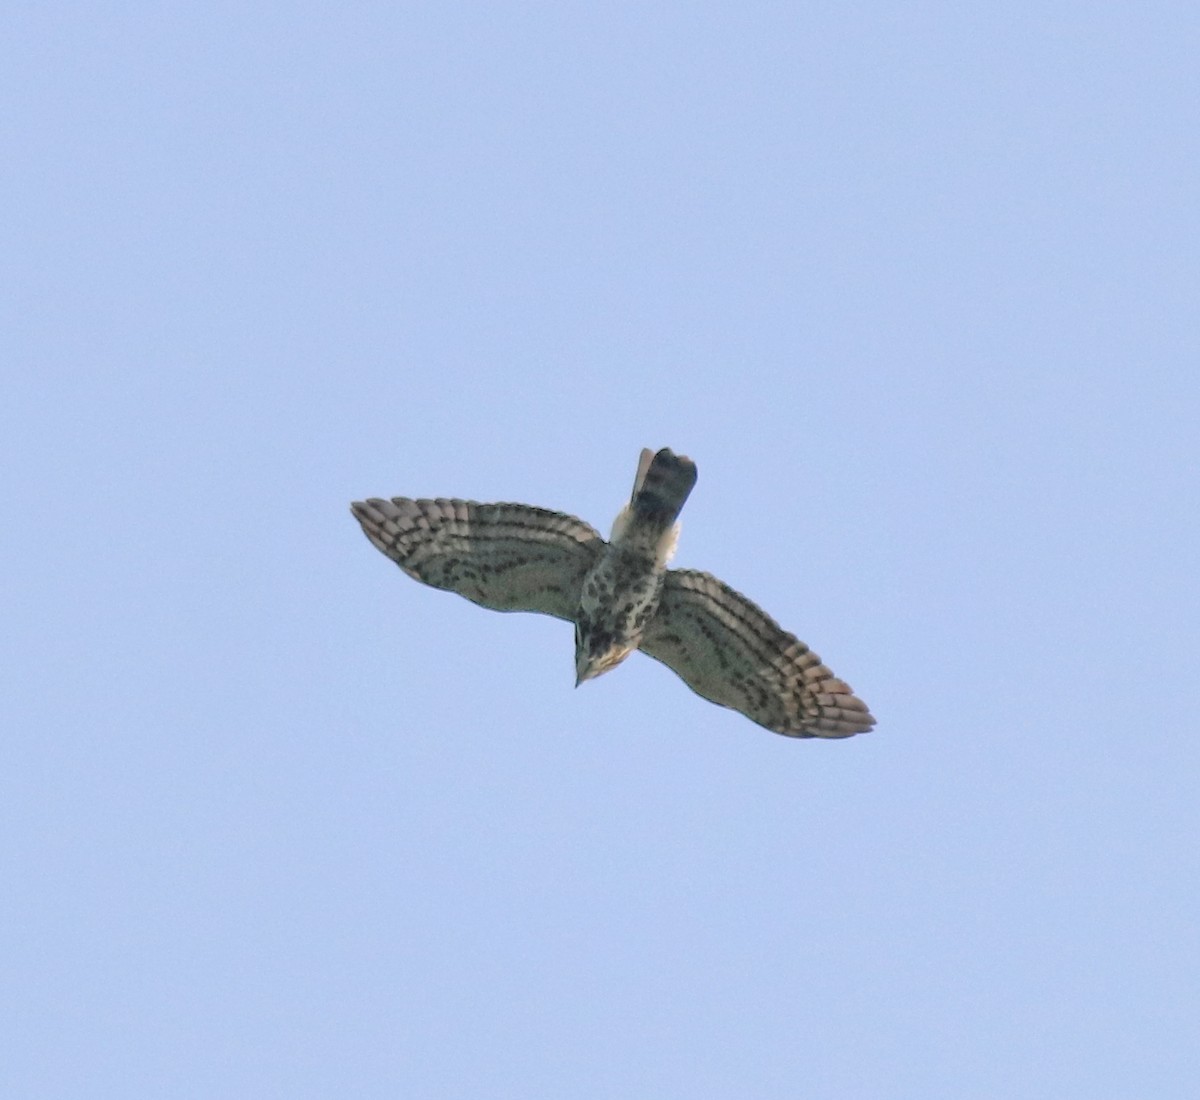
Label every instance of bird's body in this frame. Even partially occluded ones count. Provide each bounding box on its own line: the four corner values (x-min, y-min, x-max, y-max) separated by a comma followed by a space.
351, 448, 874, 738
574, 448, 697, 684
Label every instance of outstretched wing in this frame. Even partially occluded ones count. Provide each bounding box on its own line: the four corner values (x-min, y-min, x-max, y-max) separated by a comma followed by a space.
351, 498, 605, 620
640, 569, 875, 738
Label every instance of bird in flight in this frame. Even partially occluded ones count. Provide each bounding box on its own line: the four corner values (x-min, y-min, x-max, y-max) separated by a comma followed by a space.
350, 448, 875, 738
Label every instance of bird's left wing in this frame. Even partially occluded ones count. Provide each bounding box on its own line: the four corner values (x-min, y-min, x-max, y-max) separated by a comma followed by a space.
640, 569, 875, 738
351, 498, 605, 621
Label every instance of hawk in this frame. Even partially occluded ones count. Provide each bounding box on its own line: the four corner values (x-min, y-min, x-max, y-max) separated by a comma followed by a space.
350, 448, 875, 738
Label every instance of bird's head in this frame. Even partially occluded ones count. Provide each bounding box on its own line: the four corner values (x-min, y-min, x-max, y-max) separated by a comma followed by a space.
574, 620, 636, 686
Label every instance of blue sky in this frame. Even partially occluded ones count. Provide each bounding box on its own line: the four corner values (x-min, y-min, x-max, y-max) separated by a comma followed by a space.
4, 3, 1198, 1097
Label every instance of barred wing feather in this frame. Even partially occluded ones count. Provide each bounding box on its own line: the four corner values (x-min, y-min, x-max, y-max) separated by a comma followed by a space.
640, 569, 876, 738
351, 498, 605, 621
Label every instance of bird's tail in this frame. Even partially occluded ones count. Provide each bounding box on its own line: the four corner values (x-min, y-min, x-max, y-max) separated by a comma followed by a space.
630, 447, 698, 527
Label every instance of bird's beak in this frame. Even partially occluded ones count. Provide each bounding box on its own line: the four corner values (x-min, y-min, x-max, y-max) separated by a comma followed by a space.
576, 645, 634, 686
573, 652, 609, 686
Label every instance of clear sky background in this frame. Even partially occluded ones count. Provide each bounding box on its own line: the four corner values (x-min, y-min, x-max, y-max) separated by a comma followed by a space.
4, 3, 1197, 1097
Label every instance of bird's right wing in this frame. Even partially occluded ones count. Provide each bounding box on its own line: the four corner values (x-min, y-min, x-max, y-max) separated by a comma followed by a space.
351, 498, 606, 621
640, 569, 876, 738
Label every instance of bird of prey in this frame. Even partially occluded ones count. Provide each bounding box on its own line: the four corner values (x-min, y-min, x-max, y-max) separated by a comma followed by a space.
350, 448, 875, 738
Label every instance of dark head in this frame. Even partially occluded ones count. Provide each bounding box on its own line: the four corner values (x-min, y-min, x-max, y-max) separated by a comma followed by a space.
573, 615, 637, 686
